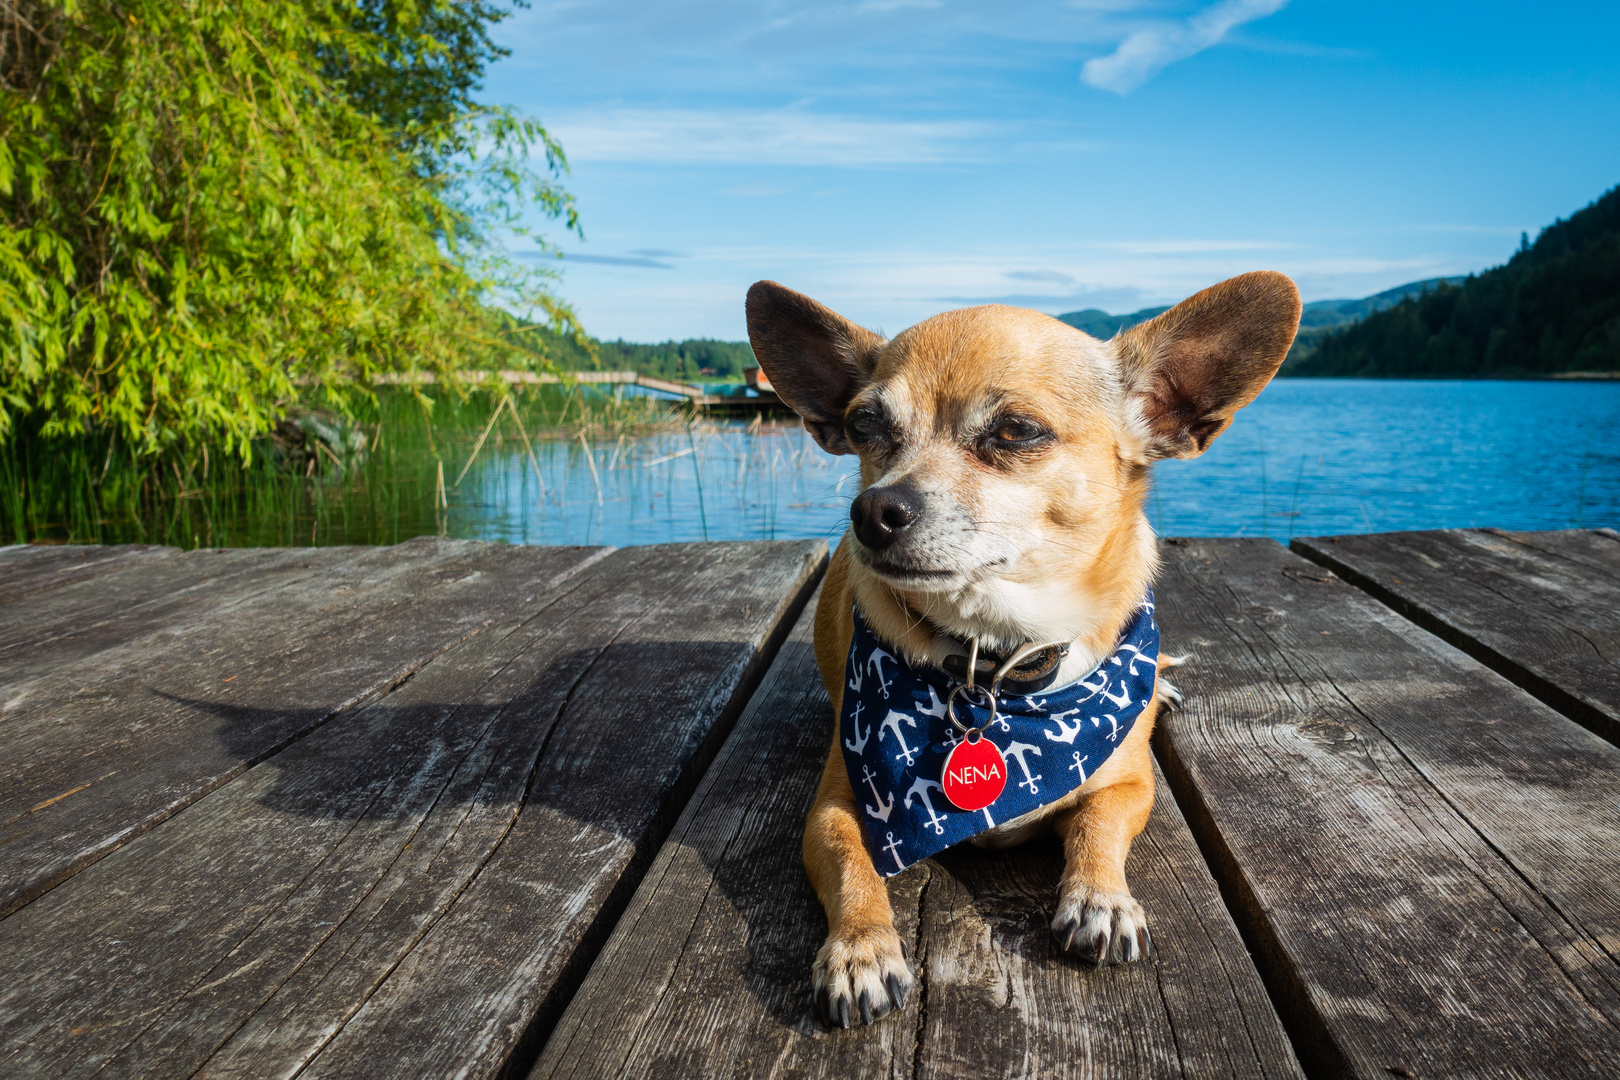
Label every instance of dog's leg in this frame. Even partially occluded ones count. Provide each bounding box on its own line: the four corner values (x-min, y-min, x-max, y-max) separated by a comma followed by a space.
1049, 712, 1157, 965
803, 741, 913, 1028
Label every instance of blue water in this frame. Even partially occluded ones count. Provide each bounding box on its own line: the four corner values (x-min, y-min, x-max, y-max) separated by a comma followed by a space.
449, 380, 1620, 546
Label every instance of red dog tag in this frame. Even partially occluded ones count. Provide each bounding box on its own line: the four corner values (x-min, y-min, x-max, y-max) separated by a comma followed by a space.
941, 735, 1007, 811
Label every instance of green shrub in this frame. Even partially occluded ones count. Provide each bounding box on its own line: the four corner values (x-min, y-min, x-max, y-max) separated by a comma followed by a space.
0, 0, 578, 459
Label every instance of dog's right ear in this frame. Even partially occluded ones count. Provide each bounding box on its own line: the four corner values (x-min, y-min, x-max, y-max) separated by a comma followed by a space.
746, 281, 887, 454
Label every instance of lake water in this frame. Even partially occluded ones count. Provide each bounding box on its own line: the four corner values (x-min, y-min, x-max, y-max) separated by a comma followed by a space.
449, 379, 1620, 546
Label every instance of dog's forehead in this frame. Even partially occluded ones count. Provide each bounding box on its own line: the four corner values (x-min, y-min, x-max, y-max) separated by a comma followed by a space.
870, 305, 1113, 419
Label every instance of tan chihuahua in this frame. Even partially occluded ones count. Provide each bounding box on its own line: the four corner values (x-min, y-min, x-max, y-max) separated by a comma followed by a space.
745, 271, 1301, 1029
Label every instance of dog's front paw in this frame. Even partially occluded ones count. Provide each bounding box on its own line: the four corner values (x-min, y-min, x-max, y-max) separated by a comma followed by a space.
1052, 887, 1152, 966
812, 924, 912, 1029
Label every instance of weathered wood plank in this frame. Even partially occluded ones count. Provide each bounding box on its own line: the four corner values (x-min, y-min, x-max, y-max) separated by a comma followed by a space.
0, 539, 609, 918
293, 541, 825, 1080
1292, 528, 1620, 745
1155, 537, 1620, 1079
0, 541, 824, 1080
534, 588, 1302, 1080
0, 545, 332, 659
0, 543, 172, 606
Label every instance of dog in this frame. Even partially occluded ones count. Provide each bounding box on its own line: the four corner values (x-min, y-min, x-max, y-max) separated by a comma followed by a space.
745, 271, 1300, 1029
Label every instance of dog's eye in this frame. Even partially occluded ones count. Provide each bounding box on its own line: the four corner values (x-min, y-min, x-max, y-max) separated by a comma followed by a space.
990, 418, 1046, 445
844, 410, 889, 447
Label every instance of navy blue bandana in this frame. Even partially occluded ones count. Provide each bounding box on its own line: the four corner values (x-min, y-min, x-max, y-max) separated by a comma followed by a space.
840, 592, 1159, 877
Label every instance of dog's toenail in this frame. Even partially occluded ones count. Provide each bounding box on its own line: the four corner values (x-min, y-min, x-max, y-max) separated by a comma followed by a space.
838, 997, 851, 1029
858, 990, 873, 1025
887, 972, 905, 1009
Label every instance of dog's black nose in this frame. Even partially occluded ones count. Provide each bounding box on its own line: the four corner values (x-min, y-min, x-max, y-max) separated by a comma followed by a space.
850, 485, 923, 550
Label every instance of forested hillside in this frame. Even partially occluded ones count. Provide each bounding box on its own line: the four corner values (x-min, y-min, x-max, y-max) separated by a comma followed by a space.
529, 331, 756, 381
1294, 186, 1620, 377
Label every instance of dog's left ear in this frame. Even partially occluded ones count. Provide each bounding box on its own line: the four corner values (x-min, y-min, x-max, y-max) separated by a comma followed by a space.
746, 281, 887, 454
1115, 271, 1301, 460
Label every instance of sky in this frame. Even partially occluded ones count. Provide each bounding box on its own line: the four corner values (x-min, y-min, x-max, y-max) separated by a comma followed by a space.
482, 1, 1620, 343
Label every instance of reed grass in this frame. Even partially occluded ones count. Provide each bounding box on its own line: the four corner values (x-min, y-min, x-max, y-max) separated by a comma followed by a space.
0, 385, 688, 548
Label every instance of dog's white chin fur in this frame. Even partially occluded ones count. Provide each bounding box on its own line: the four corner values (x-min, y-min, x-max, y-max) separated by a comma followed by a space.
857, 560, 1124, 685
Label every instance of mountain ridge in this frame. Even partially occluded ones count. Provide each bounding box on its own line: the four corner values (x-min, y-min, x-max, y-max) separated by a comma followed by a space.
1056, 276, 1467, 365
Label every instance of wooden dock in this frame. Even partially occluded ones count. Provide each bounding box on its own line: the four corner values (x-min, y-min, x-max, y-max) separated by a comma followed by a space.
365, 369, 791, 412
1, 529, 1616, 1078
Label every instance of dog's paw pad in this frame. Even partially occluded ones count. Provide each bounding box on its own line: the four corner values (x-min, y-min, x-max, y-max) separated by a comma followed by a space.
1052, 887, 1151, 966
812, 925, 913, 1029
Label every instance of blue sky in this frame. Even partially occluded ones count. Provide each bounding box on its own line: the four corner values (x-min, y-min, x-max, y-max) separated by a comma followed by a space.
484, 1, 1620, 342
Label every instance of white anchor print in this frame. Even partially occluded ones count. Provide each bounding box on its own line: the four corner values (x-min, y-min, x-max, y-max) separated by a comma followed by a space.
1042, 706, 1085, 744
861, 764, 894, 822
878, 709, 920, 766
882, 831, 905, 872
1004, 741, 1043, 795
1116, 643, 1153, 675
868, 646, 897, 700
918, 684, 948, 719
1099, 679, 1133, 711
847, 661, 863, 694
1103, 713, 1121, 742
843, 700, 870, 754
1072, 668, 1109, 705
1070, 752, 1089, 783
904, 777, 948, 836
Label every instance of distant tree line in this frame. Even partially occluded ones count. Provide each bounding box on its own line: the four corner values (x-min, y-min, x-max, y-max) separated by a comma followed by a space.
1294, 185, 1620, 377
532, 331, 757, 382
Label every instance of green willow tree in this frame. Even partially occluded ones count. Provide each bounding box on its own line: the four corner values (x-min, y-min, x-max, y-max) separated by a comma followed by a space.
0, 0, 577, 458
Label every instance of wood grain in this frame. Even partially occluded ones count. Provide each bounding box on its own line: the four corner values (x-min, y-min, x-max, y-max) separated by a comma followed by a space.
533, 587, 1302, 1080
0, 539, 609, 918
0, 543, 176, 606
1292, 528, 1620, 745
0, 541, 823, 1080
1155, 537, 1620, 1080
296, 541, 825, 1080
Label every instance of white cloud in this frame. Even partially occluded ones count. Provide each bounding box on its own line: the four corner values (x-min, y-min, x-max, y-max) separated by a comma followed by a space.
1081, 0, 1290, 95
549, 108, 987, 166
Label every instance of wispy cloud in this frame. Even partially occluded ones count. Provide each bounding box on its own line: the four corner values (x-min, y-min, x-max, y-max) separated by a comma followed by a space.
1005, 269, 1078, 285
940, 287, 1154, 314
549, 108, 987, 166
1081, 0, 1290, 95
544, 252, 678, 269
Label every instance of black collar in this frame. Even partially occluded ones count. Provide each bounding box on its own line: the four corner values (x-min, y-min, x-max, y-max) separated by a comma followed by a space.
902, 606, 1071, 694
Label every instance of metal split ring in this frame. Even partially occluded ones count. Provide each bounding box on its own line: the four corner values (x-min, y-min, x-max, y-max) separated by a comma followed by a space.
946, 681, 997, 737
945, 636, 1073, 736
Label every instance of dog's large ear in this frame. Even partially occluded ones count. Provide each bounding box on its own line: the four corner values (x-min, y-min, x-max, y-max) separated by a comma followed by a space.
746, 281, 887, 454
1115, 271, 1301, 460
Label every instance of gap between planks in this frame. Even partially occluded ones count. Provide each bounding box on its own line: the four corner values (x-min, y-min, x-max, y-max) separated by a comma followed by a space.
1292, 530, 1620, 747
